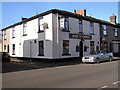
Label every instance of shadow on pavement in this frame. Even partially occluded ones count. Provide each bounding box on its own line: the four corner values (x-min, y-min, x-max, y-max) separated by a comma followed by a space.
2, 58, 119, 73
2, 58, 82, 73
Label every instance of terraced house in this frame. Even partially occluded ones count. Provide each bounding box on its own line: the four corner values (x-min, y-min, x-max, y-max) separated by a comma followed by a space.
1, 9, 120, 60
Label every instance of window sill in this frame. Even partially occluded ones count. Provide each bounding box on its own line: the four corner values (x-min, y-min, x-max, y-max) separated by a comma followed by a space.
12, 37, 15, 39
12, 54, 15, 55
103, 35, 107, 37
38, 54, 44, 56
37, 31, 44, 33
62, 54, 71, 56
62, 30, 70, 32
90, 33, 95, 35
79, 32, 83, 34
23, 34, 27, 36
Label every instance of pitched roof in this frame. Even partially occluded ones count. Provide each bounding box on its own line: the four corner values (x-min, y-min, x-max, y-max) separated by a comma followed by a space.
1, 9, 120, 31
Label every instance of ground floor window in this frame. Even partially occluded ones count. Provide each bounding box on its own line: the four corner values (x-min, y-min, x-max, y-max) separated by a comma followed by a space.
104, 42, 107, 51
110, 43, 112, 52
63, 40, 69, 55
38, 41, 44, 56
90, 41, 94, 53
96, 45, 99, 51
7, 45, 9, 53
4, 45, 6, 52
12, 44, 15, 55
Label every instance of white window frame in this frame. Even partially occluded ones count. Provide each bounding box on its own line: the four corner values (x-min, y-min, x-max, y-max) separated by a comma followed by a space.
38, 17, 44, 32
90, 22, 94, 34
4, 30, 6, 40
23, 22, 27, 35
12, 27, 15, 38
59, 16, 69, 31
115, 28, 118, 37
103, 25, 107, 36
79, 20, 83, 33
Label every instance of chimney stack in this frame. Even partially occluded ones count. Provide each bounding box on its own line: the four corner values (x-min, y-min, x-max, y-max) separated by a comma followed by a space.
21, 18, 27, 21
74, 9, 86, 16
110, 14, 116, 24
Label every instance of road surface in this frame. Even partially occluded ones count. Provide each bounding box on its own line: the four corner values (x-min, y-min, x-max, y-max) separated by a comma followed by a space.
2, 60, 119, 89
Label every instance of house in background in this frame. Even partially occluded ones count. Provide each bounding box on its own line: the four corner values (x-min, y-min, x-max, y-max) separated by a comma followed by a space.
1, 9, 120, 60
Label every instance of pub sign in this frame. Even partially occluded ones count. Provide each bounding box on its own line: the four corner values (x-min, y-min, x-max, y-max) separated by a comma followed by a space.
69, 33, 92, 39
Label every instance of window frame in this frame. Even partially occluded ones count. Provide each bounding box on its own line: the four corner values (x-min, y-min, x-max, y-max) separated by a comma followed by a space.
115, 27, 118, 37
4, 45, 6, 52
4, 30, 6, 40
38, 17, 44, 33
90, 41, 94, 54
59, 16, 69, 32
90, 22, 94, 34
103, 25, 107, 36
12, 44, 15, 55
62, 40, 70, 56
23, 22, 27, 36
12, 27, 15, 38
79, 19, 83, 33
38, 41, 44, 56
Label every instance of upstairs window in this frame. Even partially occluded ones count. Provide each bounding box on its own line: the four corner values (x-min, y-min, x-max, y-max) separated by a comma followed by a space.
59, 17, 69, 32
12, 27, 15, 38
115, 28, 118, 37
103, 25, 107, 36
90, 22, 94, 34
4, 30, 6, 40
79, 20, 83, 33
38, 17, 44, 32
23, 23, 27, 36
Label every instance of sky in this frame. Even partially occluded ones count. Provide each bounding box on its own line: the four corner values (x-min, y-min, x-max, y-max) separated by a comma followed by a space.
0, 2, 119, 39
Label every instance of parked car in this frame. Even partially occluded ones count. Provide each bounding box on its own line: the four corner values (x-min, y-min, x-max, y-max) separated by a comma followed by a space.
0, 52, 10, 62
82, 51, 113, 63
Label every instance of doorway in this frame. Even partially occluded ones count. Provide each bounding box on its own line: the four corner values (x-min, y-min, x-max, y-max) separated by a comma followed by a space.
79, 41, 83, 62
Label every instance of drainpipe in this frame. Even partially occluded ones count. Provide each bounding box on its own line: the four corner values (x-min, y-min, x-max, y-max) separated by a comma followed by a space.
30, 41, 32, 63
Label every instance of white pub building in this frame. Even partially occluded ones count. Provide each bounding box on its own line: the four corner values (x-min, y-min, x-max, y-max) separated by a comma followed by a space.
2, 9, 101, 60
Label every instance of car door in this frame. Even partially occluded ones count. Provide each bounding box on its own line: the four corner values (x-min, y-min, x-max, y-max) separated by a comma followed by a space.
102, 51, 108, 60
99, 52, 104, 60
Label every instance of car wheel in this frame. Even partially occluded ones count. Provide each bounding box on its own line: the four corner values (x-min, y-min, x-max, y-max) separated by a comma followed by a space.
95, 58, 100, 64
109, 56, 112, 62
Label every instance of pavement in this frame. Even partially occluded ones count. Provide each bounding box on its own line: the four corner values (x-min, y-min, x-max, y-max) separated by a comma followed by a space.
2, 57, 120, 89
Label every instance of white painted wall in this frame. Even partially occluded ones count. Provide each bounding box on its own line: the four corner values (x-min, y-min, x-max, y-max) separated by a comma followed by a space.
9, 13, 53, 59
9, 12, 100, 59
53, 16, 100, 59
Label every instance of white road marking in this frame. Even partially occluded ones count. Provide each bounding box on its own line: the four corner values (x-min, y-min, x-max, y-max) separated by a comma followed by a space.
113, 81, 120, 85
101, 85, 108, 88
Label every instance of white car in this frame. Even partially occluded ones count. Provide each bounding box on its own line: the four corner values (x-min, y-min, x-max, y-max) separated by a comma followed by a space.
82, 51, 113, 63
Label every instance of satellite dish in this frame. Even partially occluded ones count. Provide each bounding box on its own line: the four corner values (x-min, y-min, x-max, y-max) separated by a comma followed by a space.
42, 23, 49, 29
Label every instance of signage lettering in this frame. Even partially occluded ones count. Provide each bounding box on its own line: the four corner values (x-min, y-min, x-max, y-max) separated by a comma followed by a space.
69, 33, 92, 39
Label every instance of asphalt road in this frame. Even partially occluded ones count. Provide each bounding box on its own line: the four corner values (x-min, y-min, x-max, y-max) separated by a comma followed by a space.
2, 60, 120, 89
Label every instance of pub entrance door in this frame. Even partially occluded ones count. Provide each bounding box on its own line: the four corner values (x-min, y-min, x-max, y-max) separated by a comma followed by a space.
79, 41, 83, 62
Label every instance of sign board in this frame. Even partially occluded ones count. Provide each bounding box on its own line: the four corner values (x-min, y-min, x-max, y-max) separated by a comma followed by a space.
69, 33, 92, 39
60, 18, 64, 30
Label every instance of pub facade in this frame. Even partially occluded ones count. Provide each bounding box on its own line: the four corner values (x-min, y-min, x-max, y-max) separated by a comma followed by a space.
1, 9, 120, 60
